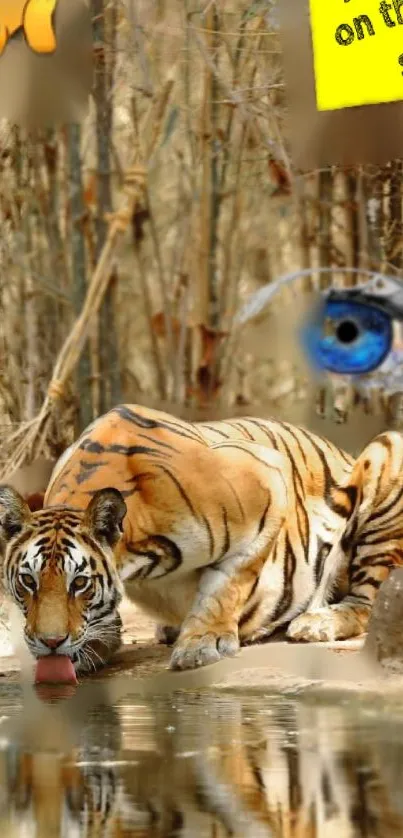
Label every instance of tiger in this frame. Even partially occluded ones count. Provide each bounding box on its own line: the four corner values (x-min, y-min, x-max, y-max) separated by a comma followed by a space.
0, 401, 401, 675
2, 689, 403, 838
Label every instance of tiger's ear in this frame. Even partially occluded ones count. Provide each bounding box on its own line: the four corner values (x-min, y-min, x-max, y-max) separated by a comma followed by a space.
84, 488, 127, 548
0, 485, 33, 543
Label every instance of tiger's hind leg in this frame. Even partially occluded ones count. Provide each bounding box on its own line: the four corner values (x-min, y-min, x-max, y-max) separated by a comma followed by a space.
286, 599, 372, 643
287, 432, 403, 643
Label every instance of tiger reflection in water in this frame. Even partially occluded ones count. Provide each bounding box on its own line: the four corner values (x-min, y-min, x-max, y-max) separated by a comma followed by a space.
0, 690, 402, 838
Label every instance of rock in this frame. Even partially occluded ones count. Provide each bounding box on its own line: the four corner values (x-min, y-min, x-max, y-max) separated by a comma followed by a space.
365, 568, 403, 673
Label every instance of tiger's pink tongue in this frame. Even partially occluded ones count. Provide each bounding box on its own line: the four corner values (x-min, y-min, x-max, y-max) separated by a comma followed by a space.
34, 655, 77, 685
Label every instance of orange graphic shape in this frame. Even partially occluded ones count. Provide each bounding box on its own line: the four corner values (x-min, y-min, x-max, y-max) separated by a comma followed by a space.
23, 0, 57, 54
0, 0, 27, 54
0, 0, 57, 55
0, 24, 6, 54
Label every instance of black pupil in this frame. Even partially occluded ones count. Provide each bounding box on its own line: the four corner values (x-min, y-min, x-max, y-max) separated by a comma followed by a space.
336, 319, 359, 344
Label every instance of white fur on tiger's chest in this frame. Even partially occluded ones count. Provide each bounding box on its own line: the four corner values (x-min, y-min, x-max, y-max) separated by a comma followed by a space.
122, 518, 271, 626
121, 518, 213, 583
121, 518, 214, 624
125, 569, 201, 626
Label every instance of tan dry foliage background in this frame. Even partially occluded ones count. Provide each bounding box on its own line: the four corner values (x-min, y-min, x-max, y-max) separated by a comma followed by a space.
0, 0, 402, 473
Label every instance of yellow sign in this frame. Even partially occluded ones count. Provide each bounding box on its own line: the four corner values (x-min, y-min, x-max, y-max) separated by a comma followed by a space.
310, 0, 403, 110
0, 0, 57, 55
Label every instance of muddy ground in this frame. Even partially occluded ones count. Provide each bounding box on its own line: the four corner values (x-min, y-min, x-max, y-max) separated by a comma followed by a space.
1, 595, 402, 699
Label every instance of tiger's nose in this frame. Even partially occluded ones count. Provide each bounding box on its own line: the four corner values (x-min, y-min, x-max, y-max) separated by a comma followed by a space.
40, 635, 68, 650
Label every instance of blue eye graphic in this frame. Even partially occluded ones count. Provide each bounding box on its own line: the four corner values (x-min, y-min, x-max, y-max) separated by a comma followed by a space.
235, 268, 403, 378
301, 297, 393, 375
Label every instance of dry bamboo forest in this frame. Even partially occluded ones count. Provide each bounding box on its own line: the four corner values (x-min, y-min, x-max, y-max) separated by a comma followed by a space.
0, 0, 401, 479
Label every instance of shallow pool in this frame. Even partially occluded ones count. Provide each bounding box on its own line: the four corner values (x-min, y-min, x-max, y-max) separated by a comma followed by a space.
0, 676, 402, 837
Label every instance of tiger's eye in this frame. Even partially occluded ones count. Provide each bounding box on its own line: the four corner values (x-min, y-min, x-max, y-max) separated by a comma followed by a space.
71, 575, 88, 593
20, 573, 36, 592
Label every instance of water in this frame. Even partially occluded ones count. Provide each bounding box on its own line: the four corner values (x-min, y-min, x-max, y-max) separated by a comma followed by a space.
0, 678, 402, 837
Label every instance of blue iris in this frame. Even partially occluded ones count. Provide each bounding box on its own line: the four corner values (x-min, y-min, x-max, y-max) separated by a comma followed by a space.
301, 298, 393, 375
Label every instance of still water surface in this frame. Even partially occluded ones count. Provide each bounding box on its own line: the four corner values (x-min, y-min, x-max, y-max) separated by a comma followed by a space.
0, 680, 402, 837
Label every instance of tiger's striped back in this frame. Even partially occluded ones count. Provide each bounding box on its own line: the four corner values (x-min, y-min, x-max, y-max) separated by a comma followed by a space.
199, 415, 354, 507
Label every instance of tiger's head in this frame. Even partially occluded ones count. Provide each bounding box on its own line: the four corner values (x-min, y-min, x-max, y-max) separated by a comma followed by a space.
0, 484, 127, 673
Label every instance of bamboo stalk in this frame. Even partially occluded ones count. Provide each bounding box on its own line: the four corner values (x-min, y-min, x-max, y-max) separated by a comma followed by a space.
386, 159, 403, 271
196, 4, 221, 407
82, 201, 102, 419
66, 122, 92, 430
219, 121, 245, 323
92, 0, 121, 413
203, 4, 220, 331
42, 130, 69, 292
317, 168, 333, 290
184, 0, 196, 168
172, 279, 191, 404
130, 81, 177, 396
218, 10, 247, 196
344, 167, 359, 285
133, 245, 167, 401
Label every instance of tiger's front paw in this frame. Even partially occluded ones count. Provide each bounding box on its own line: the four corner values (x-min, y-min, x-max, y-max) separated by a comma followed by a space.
169, 631, 239, 670
286, 609, 338, 643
